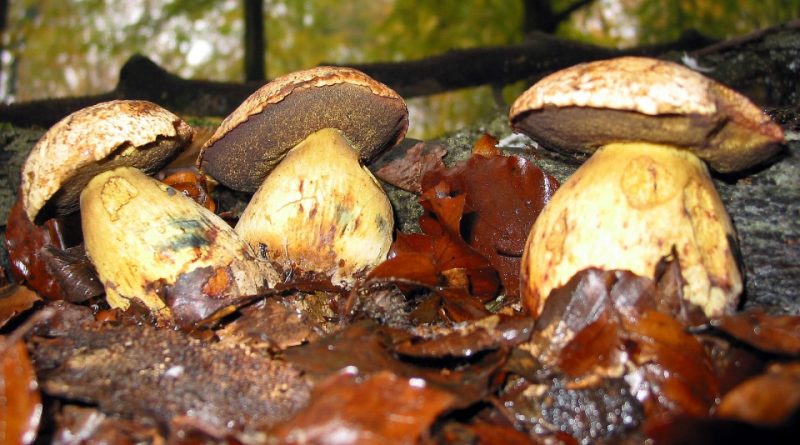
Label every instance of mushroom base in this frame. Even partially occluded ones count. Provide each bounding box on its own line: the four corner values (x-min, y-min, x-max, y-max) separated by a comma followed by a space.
81, 167, 276, 324
521, 142, 742, 318
235, 128, 394, 287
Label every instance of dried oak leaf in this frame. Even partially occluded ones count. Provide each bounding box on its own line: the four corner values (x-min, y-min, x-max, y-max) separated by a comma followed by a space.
624, 310, 718, 418
282, 320, 506, 409
1, 337, 42, 445
372, 139, 447, 194
273, 370, 456, 445
367, 180, 500, 307
716, 362, 800, 425
393, 314, 534, 359
216, 295, 327, 351
0, 284, 41, 329
421, 150, 559, 299
527, 268, 718, 418
712, 308, 800, 356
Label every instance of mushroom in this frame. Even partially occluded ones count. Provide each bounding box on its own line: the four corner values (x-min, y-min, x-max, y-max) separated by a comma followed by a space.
21, 100, 193, 223
198, 66, 408, 285
17, 100, 276, 324
81, 166, 278, 324
9, 100, 192, 300
509, 56, 784, 318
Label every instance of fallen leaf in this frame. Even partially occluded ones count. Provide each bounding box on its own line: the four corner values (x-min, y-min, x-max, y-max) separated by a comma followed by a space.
38, 244, 104, 303
717, 362, 800, 425
645, 413, 799, 445
527, 268, 718, 417
274, 370, 456, 445
422, 151, 558, 298
372, 139, 447, 194
158, 167, 216, 212
216, 295, 326, 351
367, 182, 500, 305
4, 197, 82, 301
283, 320, 506, 409
393, 314, 534, 359
0, 284, 41, 329
1, 337, 42, 445
53, 405, 163, 445
625, 310, 718, 418
472, 133, 501, 157
712, 308, 800, 356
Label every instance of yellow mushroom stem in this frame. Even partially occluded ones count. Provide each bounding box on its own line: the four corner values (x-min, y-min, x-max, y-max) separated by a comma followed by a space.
81, 166, 277, 321
521, 142, 742, 318
235, 128, 394, 286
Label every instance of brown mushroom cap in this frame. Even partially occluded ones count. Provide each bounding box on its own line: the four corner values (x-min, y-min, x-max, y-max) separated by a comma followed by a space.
509, 56, 784, 173
197, 66, 409, 192
21, 100, 193, 222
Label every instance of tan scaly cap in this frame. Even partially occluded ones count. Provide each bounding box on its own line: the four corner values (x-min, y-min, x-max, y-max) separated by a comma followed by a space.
20, 100, 193, 222
509, 56, 784, 172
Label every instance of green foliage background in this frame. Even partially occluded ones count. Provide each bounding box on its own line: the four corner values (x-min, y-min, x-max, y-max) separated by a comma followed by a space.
2, 0, 798, 138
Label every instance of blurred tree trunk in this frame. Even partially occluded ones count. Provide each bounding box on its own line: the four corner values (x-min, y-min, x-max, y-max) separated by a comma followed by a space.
522, 0, 595, 34
243, 0, 266, 81
0, 0, 7, 92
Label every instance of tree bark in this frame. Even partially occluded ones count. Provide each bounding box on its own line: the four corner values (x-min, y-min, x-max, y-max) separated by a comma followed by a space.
523, 0, 595, 34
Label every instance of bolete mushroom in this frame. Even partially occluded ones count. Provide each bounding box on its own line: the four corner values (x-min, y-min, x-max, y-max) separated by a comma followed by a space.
20, 100, 193, 223
198, 66, 408, 285
81, 166, 278, 325
17, 100, 276, 325
510, 56, 784, 318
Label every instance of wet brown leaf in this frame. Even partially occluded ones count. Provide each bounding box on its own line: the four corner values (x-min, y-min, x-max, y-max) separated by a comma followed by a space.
437, 287, 492, 322
468, 422, 543, 445
421, 150, 558, 299
367, 181, 500, 305
528, 268, 718, 417
4, 197, 78, 301
558, 311, 622, 378
645, 413, 799, 445
1, 337, 42, 445
283, 321, 506, 409
372, 140, 447, 194
0, 284, 41, 329
717, 362, 800, 425
394, 314, 534, 359
216, 296, 325, 351
713, 308, 800, 355
38, 244, 104, 304
274, 370, 456, 445
624, 310, 718, 418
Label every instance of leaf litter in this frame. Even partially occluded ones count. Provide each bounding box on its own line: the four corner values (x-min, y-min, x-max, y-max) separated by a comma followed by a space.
2, 134, 799, 444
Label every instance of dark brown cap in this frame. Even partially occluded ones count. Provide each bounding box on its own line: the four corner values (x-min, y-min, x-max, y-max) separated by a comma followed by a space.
21, 100, 193, 222
509, 56, 784, 173
197, 66, 409, 192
